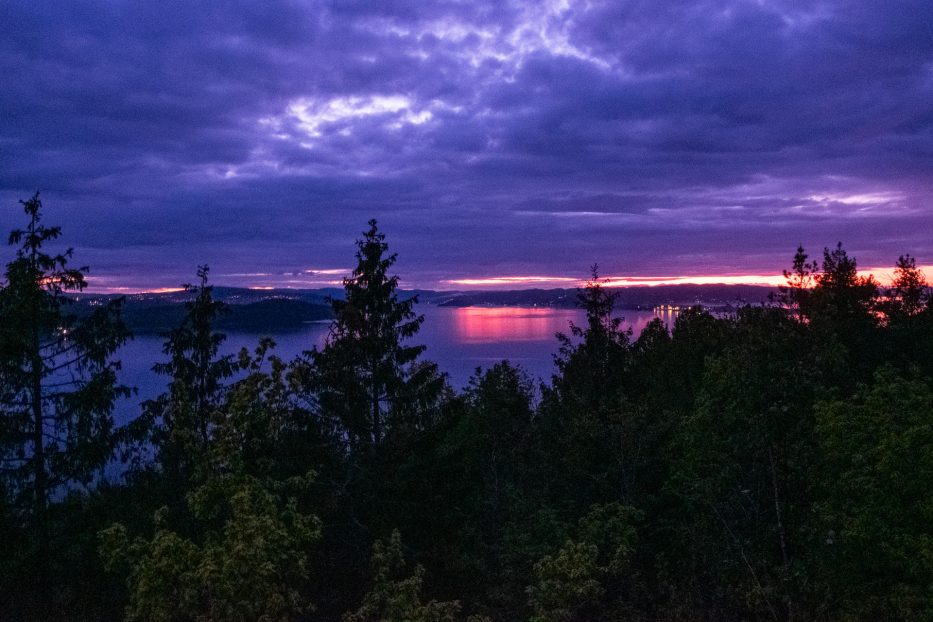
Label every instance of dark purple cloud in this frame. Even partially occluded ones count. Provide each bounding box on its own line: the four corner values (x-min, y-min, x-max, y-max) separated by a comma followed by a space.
0, 0, 931, 290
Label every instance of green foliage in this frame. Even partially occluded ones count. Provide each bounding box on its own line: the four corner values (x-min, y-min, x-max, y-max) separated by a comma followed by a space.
667, 306, 819, 619
101, 472, 320, 622
101, 268, 321, 622
529, 541, 602, 622
528, 503, 642, 622
814, 367, 933, 620
344, 530, 464, 622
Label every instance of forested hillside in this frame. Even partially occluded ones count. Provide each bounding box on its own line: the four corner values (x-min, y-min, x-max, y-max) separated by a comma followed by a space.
3, 198, 933, 621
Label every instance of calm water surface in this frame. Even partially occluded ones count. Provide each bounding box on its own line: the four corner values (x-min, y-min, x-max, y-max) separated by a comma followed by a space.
114, 306, 677, 424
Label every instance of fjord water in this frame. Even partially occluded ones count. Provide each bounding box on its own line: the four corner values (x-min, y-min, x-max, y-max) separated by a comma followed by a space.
113, 306, 676, 424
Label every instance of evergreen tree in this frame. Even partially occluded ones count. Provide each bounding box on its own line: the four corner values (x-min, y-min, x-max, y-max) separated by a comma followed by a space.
887, 254, 928, 319
810, 243, 881, 385
309, 219, 442, 453
291, 221, 446, 617
777, 243, 880, 387
811, 243, 878, 319
423, 362, 541, 617
103, 322, 320, 622
539, 266, 633, 510
0, 193, 130, 610
776, 245, 818, 314
548, 264, 630, 411
134, 265, 237, 479
884, 255, 931, 369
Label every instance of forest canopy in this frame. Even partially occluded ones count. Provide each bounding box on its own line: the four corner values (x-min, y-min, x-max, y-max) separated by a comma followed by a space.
2, 196, 933, 622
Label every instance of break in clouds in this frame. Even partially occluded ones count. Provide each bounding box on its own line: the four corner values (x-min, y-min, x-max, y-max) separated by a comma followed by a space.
0, 0, 932, 290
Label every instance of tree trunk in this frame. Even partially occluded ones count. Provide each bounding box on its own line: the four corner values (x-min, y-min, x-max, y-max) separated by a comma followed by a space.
31, 297, 49, 610
28, 210, 49, 611
371, 362, 381, 446
769, 446, 793, 622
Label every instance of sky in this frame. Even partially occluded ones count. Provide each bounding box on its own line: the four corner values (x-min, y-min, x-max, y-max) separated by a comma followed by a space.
0, 0, 931, 292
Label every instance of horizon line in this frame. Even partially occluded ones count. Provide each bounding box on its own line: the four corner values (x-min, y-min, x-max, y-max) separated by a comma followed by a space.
80, 264, 931, 295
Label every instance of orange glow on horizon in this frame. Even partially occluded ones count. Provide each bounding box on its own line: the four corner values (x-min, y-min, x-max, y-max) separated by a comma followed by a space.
83, 263, 933, 295
84, 286, 187, 294
444, 265, 933, 290
139, 287, 186, 294
303, 268, 349, 275
444, 276, 578, 286
443, 273, 788, 289
600, 274, 787, 287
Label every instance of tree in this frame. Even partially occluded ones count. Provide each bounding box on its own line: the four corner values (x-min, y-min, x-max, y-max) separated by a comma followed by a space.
308, 219, 442, 452
776, 245, 818, 315
667, 307, 820, 621
778, 243, 879, 326
777, 243, 880, 388
102, 280, 325, 622
414, 362, 540, 617
882, 255, 931, 370
344, 530, 476, 622
814, 367, 933, 620
548, 265, 630, 412
0, 193, 129, 602
527, 503, 642, 622
100, 469, 320, 622
536, 266, 649, 519
887, 254, 928, 320
133, 265, 237, 479
812, 244, 881, 386
811, 243, 878, 315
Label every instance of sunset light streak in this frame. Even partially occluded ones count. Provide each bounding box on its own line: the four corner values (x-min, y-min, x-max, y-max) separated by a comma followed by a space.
443, 276, 579, 287
443, 265, 933, 290
137, 287, 186, 294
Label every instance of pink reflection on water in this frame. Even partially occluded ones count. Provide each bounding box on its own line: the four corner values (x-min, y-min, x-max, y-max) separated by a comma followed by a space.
450, 307, 676, 344
451, 307, 580, 343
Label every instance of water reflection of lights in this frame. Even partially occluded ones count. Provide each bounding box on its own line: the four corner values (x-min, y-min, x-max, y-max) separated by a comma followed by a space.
451, 306, 684, 344
452, 307, 579, 343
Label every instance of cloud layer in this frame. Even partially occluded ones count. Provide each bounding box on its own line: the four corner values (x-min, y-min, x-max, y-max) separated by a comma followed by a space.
1, 0, 931, 289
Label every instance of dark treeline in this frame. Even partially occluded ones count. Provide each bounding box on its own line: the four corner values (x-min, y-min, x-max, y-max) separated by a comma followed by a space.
2, 194, 933, 622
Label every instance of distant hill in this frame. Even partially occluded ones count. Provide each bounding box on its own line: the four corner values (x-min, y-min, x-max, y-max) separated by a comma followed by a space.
434, 284, 776, 309
74, 296, 332, 334
71, 283, 777, 333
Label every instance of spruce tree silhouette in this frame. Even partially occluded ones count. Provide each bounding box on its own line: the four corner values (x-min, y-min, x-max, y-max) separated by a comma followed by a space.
0, 193, 129, 613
